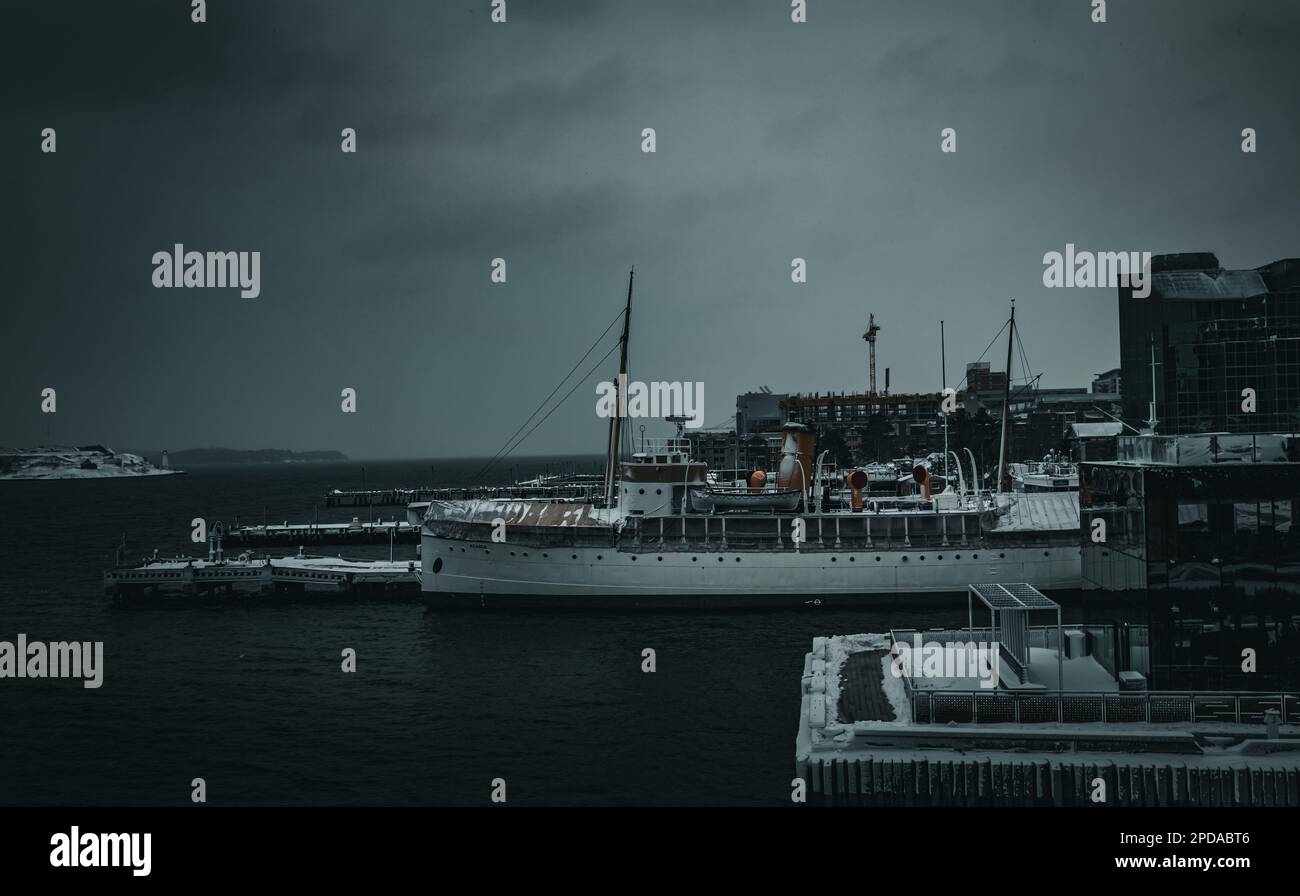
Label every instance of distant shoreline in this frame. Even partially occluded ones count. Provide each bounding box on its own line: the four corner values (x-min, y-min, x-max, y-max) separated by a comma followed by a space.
0, 446, 180, 481
141, 448, 348, 467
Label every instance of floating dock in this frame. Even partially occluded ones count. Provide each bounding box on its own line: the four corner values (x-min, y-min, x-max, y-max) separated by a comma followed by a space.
104, 553, 419, 602
796, 602, 1300, 807
228, 519, 416, 546
324, 483, 602, 507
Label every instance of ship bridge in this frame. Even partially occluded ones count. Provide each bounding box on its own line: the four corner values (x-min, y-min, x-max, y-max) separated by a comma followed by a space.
620, 438, 707, 517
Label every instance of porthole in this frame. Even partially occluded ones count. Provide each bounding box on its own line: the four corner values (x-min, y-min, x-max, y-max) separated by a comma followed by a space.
875, 556, 881, 562
1043, 551, 1050, 557
849, 556, 855, 562
484, 549, 490, 555
571, 554, 578, 560
657, 556, 663, 562
735, 557, 741, 562
432, 558, 443, 574
597, 555, 603, 560
999, 553, 1005, 559
955, 554, 961, 560
631, 555, 637, 561
902, 556, 908, 562
831, 557, 837, 562
919, 556, 925, 561
973, 553, 979, 559
510, 551, 515, 556
717, 556, 724, 562
639, 488, 645, 495
656, 488, 662, 495
543, 553, 549, 558
937, 555, 943, 560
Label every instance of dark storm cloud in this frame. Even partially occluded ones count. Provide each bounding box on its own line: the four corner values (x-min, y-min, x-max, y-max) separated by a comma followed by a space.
3, 0, 1299, 460
302, 54, 642, 150
7, 1, 359, 110
344, 180, 630, 261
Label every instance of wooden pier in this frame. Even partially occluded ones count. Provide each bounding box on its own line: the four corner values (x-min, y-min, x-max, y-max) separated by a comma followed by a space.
228, 519, 416, 545
104, 553, 420, 602
324, 483, 603, 508
799, 743, 1300, 807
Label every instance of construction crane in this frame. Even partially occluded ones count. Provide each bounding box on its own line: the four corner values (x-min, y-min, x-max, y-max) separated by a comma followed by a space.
862, 314, 881, 396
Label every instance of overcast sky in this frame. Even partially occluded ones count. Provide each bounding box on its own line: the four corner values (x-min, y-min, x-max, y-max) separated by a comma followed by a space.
4, 0, 1298, 459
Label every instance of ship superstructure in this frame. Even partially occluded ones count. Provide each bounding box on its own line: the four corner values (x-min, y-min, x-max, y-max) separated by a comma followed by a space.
415, 275, 1082, 608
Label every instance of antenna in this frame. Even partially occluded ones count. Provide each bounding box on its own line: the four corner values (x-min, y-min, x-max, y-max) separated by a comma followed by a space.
1146, 334, 1159, 433
941, 320, 949, 488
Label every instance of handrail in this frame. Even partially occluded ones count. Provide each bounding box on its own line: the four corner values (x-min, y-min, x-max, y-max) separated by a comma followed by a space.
908, 688, 1298, 725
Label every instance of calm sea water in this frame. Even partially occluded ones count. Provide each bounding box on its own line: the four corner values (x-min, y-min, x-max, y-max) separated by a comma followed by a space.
0, 458, 965, 806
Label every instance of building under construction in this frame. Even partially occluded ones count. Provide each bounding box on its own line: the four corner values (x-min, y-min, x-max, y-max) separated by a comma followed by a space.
692, 311, 1122, 470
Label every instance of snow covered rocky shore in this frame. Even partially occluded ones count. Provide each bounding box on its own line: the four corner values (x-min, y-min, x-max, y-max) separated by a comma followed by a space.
0, 446, 181, 480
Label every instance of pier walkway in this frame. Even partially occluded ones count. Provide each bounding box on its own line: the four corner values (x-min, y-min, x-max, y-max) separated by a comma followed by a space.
104, 554, 419, 602
228, 519, 416, 545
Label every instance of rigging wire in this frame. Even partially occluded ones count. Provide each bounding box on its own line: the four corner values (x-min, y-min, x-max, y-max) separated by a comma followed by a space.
952, 318, 1011, 392
470, 309, 625, 485
1014, 322, 1035, 387
477, 340, 623, 482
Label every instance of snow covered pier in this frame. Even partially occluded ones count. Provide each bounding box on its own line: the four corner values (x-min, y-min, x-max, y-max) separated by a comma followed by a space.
796, 621, 1300, 807
228, 519, 416, 546
104, 553, 419, 603
324, 482, 602, 508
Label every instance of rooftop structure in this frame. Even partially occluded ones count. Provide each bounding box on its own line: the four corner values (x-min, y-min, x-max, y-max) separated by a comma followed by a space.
795, 622, 1300, 806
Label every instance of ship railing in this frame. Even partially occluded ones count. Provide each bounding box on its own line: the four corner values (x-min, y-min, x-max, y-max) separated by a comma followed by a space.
638, 438, 693, 459
619, 511, 1011, 549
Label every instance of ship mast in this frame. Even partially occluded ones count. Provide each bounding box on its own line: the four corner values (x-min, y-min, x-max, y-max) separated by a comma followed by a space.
1145, 334, 1159, 433
996, 301, 1015, 494
604, 269, 633, 507
941, 319, 949, 488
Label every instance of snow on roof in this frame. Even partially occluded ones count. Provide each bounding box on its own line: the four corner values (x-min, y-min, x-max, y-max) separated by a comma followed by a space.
989, 491, 1079, 532
1151, 268, 1267, 300
1070, 421, 1123, 438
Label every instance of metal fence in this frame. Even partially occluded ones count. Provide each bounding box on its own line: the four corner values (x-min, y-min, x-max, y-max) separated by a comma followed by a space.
908, 688, 1300, 726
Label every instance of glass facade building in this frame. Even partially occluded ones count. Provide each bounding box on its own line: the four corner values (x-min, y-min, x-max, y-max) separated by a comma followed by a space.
1081, 434, 1300, 691
1119, 253, 1300, 434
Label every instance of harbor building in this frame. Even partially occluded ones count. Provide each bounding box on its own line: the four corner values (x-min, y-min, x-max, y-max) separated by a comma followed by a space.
964, 360, 1007, 392
1080, 433, 1300, 692
1119, 252, 1300, 434
795, 607, 1300, 807
1092, 367, 1121, 395
735, 388, 786, 437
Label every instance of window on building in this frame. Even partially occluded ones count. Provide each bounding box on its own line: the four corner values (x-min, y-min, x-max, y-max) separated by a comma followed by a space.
1274, 499, 1292, 534
1233, 502, 1260, 535
1177, 502, 1208, 530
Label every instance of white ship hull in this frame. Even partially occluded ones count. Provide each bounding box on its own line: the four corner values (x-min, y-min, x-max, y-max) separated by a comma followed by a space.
419, 531, 1081, 609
